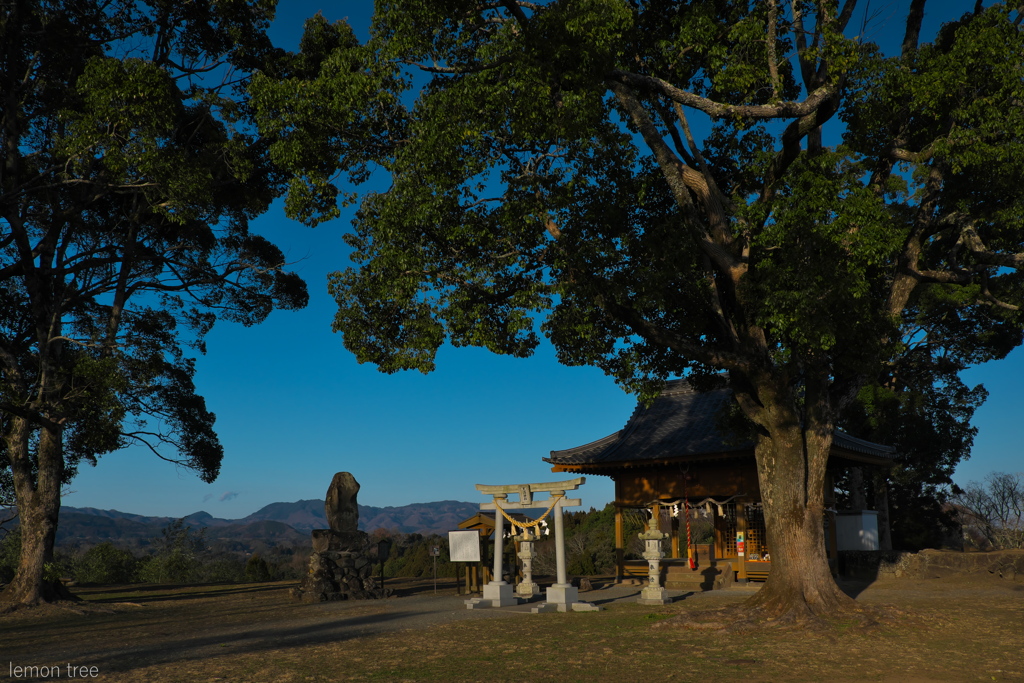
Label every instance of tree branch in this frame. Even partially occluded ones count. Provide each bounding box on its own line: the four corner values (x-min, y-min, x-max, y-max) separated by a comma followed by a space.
607, 79, 740, 278
902, 0, 928, 56
607, 70, 837, 120
767, 0, 782, 100
595, 292, 753, 374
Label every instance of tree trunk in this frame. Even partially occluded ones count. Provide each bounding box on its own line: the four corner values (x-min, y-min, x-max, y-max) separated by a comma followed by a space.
0, 417, 73, 605
744, 401, 856, 620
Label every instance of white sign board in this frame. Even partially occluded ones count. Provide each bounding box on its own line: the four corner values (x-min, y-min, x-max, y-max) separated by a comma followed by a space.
448, 530, 481, 562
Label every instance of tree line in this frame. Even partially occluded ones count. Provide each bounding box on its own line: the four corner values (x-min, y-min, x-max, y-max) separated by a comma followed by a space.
0, 519, 304, 586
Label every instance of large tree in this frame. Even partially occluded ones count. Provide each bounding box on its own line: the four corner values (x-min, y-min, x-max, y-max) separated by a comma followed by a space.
255, 1, 1024, 620
0, 0, 307, 605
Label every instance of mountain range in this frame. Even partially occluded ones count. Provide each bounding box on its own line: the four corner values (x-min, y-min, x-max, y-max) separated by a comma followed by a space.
5, 499, 482, 549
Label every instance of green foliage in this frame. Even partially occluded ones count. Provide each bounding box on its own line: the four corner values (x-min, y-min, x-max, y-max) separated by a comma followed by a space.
0, 524, 301, 587
199, 557, 247, 583
380, 533, 456, 579
140, 520, 208, 584
0, 528, 21, 584
555, 504, 650, 575
562, 505, 617, 575
245, 553, 273, 582
842, 353, 989, 551
0, 0, 308, 601
257, 1, 1024, 405
76, 542, 142, 584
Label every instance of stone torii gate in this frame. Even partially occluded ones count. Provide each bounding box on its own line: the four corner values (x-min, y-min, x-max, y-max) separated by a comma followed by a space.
464, 477, 599, 612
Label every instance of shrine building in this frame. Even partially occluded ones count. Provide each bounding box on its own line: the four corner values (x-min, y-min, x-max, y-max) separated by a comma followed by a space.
544, 379, 896, 584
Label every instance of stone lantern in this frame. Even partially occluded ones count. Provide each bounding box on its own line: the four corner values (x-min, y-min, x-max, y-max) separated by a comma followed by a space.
515, 528, 540, 598
637, 508, 670, 605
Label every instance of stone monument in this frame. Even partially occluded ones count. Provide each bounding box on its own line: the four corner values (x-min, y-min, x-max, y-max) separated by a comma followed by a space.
325, 471, 360, 532
292, 472, 392, 603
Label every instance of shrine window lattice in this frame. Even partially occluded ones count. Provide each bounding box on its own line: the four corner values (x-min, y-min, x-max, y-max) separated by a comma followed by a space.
722, 503, 737, 556
745, 504, 768, 559
718, 503, 769, 558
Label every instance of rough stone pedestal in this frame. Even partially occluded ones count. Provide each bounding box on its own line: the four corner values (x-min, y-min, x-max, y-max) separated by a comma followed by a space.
291, 529, 393, 603
291, 472, 392, 603
465, 581, 521, 609
638, 584, 670, 605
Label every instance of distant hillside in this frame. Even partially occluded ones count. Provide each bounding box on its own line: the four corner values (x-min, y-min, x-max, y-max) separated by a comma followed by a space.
357, 500, 482, 535
240, 499, 481, 535
42, 499, 481, 549
240, 500, 327, 530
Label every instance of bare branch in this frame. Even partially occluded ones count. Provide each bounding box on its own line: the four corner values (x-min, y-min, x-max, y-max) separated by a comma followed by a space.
959, 226, 1024, 270
607, 70, 837, 120
890, 145, 934, 164
836, 0, 860, 33
767, 0, 782, 100
402, 55, 512, 75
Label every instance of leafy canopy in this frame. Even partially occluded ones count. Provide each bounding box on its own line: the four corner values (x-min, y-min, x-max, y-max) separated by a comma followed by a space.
0, 0, 307, 489
255, 1, 1024, 417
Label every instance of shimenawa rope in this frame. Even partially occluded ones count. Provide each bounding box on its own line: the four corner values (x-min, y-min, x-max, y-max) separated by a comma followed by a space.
493, 493, 563, 531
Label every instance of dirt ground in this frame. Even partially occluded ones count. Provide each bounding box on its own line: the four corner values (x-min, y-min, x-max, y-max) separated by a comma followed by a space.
2, 571, 1022, 682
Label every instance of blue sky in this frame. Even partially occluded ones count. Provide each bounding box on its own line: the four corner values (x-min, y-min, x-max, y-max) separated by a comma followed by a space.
64, 0, 1021, 519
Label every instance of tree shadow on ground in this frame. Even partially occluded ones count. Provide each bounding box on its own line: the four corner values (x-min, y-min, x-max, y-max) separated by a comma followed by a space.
67, 609, 425, 674
80, 582, 287, 603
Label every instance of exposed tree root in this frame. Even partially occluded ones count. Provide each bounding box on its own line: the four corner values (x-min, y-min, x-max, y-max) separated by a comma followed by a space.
0, 579, 80, 609
0, 599, 119, 617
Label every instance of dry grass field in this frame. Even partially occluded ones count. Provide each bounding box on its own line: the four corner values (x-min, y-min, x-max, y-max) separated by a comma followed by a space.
3, 571, 1022, 682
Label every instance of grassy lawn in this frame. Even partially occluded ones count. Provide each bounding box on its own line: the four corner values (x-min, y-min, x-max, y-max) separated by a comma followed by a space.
2, 574, 1022, 682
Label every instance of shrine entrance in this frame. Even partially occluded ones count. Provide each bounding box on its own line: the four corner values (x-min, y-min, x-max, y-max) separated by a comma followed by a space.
464, 477, 599, 612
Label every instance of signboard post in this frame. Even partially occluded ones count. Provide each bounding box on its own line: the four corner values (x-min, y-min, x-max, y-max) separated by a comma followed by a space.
429, 545, 441, 593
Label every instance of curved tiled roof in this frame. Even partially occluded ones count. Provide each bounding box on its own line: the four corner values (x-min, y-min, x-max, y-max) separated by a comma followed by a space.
545, 379, 895, 467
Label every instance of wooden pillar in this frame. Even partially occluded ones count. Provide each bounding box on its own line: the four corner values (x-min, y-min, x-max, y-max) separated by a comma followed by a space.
614, 478, 625, 582
614, 503, 624, 583
713, 509, 724, 559
671, 512, 680, 559
736, 501, 748, 581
